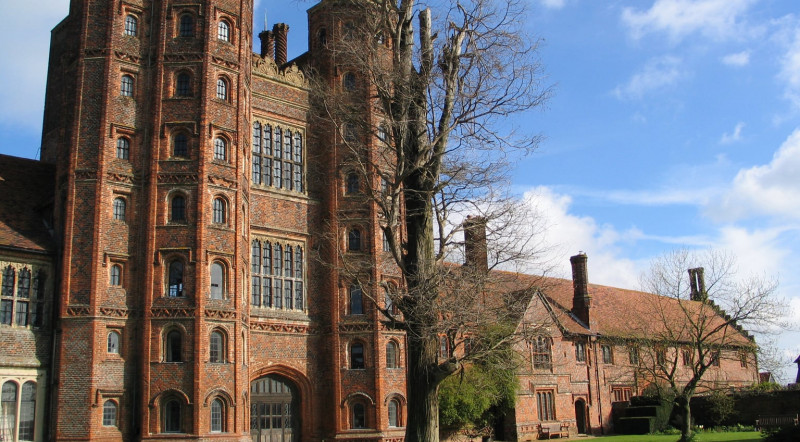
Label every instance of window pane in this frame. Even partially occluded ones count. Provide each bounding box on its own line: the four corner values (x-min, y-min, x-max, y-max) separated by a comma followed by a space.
121, 75, 133, 97
116, 138, 129, 160
103, 400, 117, 427
210, 263, 224, 299
2, 382, 18, 438
15, 301, 29, 326
19, 383, 36, 440
0, 300, 12, 325
124, 15, 137, 36
168, 261, 183, 297
351, 343, 364, 369
171, 195, 186, 222
108, 331, 120, 353
350, 285, 363, 315
218, 21, 230, 41
211, 399, 223, 432
173, 133, 188, 157
179, 14, 194, 37
210, 332, 223, 362
388, 400, 398, 427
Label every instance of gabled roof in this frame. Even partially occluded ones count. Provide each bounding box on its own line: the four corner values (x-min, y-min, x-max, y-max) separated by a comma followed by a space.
0, 155, 55, 253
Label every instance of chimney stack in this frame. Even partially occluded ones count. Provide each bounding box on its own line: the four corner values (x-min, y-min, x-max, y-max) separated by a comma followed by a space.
272, 23, 289, 65
688, 267, 707, 302
570, 253, 592, 326
258, 30, 274, 59
463, 216, 488, 271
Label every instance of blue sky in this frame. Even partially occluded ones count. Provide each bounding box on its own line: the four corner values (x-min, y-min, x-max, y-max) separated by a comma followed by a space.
1, 0, 798, 379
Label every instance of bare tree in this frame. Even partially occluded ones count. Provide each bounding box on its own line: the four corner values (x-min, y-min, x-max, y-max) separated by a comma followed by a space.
308, 0, 550, 439
634, 249, 785, 442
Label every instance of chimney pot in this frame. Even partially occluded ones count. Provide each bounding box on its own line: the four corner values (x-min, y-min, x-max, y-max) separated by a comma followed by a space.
259, 30, 274, 59
463, 216, 488, 271
273, 23, 289, 65
570, 253, 592, 326
688, 267, 707, 302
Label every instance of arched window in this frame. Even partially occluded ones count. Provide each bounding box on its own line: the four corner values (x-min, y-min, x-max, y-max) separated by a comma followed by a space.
348, 228, 362, 251
107, 331, 120, 354
165, 330, 182, 362
351, 402, 366, 428
209, 330, 224, 363
350, 342, 365, 369
388, 399, 400, 427
120, 75, 134, 97
179, 14, 194, 37
124, 15, 138, 36
349, 284, 363, 315
2, 382, 18, 438
317, 28, 327, 47
168, 260, 184, 297
217, 20, 230, 41
116, 137, 130, 160
163, 398, 182, 432
173, 133, 188, 157
113, 197, 126, 221
2, 266, 14, 296
210, 262, 225, 299
212, 197, 226, 224
344, 124, 357, 143
386, 341, 398, 369
343, 72, 356, 91
213, 137, 227, 161
346, 172, 360, 194
210, 398, 224, 432
17, 268, 30, 298
216, 78, 228, 101
102, 400, 118, 427
384, 286, 394, 312
382, 231, 391, 252
110, 264, 122, 286
377, 124, 388, 142
176, 73, 191, 97
19, 382, 36, 439
170, 194, 186, 222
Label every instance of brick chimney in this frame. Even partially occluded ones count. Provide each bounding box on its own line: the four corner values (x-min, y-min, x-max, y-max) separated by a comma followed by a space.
570, 253, 592, 326
463, 216, 488, 271
272, 23, 289, 65
258, 30, 274, 59
688, 267, 707, 302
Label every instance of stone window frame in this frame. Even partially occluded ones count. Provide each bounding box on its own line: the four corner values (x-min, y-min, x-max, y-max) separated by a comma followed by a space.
178, 12, 195, 38
1, 379, 38, 440
209, 397, 226, 432
120, 74, 134, 97
536, 389, 556, 422
601, 344, 614, 365
530, 336, 553, 370
116, 137, 130, 160
349, 340, 366, 370
215, 76, 229, 102
0, 263, 47, 328
112, 196, 127, 221
213, 136, 228, 162
250, 238, 305, 311
124, 14, 138, 37
211, 196, 228, 225
251, 120, 305, 193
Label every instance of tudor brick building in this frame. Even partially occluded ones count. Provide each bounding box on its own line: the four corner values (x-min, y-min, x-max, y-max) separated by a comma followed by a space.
0, 0, 759, 441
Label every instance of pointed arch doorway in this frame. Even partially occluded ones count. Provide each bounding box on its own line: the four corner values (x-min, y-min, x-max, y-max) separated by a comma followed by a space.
251, 375, 299, 442
574, 398, 588, 434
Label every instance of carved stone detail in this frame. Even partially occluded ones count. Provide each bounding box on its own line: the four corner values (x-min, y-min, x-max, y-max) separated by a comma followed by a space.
114, 50, 141, 64
208, 175, 237, 189
338, 323, 373, 333
251, 55, 306, 87
163, 53, 203, 63
205, 309, 237, 320
66, 306, 91, 316
107, 173, 136, 184
100, 307, 130, 318
75, 170, 97, 180
151, 308, 194, 318
212, 56, 239, 70
250, 322, 311, 334
158, 173, 199, 184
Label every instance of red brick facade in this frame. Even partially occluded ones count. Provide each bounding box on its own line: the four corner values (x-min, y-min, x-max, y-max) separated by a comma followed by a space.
0, 1, 758, 441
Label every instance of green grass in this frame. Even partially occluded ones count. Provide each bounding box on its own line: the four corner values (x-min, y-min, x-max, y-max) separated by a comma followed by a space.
593, 431, 762, 442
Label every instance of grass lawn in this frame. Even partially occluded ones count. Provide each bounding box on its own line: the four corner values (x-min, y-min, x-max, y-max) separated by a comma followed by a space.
592, 431, 762, 442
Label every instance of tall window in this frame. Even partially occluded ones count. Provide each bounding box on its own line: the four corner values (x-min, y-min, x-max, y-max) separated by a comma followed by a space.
168, 260, 183, 297
386, 341, 398, 368
212, 198, 226, 224
531, 336, 552, 369
343, 72, 356, 91
165, 330, 182, 362
113, 198, 126, 221
602, 345, 614, 364
575, 341, 586, 363
612, 386, 632, 403
18, 382, 35, 440
210, 398, 224, 432
656, 348, 667, 367
110, 264, 122, 286
216, 78, 228, 101
1, 266, 45, 328
346, 172, 360, 194
711, 350, 720, 367
176, 73, 191, 97
383, 286, 394, 313
388, 399, 400, 427
536, 390, 556, 421
250, 239, 304, 310
349, 285, 363, 315
120, 75, 134, 97
179, 14, 194, 37
2, 382, 19, 440
682, 348, 692, 366
210, 262, 225, 299
351, 402, 366, 428
350, 342, 365, 369
213, 138, 227, 161
348, 229, 362, 251
209, 330, 224, 362
170, 194, 186, 222
628, 346, 639, 365
439, 336, 449, 359
124, 15, 138, 36
163, 398, 181, 432
108, 331, 120, 354
173, 133, 188, 157
217, 20, 230, 41
116, 137, 130, 160
251, 122, 304, 192
102, 400, 118, 427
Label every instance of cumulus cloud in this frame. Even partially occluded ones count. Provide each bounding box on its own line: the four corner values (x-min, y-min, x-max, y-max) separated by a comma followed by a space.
720, 122, 745, 144
538, 0, 566, 9
621, 0, 757, 42
710, 129, 800, 221
778, 24, 800, 109
721, 50, 751, 67
613, 56, 685, 99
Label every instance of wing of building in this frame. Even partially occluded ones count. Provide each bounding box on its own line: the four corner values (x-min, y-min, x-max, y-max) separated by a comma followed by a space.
0, 1, 758, 441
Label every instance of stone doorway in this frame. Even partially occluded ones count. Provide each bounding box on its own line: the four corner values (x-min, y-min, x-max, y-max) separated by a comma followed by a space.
250, 375, 299, 442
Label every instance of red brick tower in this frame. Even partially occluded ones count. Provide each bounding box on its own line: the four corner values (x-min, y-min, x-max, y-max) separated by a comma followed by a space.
42, 0, 253, 439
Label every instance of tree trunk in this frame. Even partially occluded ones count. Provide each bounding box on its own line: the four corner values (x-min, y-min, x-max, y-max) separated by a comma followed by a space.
671, 395, 692, 442
405, 332, 441, 442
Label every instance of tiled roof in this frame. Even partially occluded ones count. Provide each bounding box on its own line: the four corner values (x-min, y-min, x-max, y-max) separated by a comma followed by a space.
0, 155, 56, 253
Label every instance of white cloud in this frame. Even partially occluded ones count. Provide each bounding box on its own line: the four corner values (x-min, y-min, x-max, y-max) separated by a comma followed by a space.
778, 24, 800, 109
720, 122, 745, 144
621, 0, 757, 42
538, 0, 566, 9
721, 50, 751, 67
711, 129, 800, 221
0, 1, 68, 129
613, 56, 685, 99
